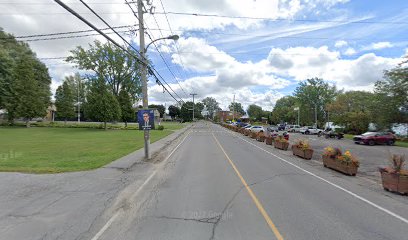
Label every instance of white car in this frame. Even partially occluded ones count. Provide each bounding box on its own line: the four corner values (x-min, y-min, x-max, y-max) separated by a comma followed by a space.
300, 126, 323, 135
288, 125, 301, 132
249, 126, 265, 133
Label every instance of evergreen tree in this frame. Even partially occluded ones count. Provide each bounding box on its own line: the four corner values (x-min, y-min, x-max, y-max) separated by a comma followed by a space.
118, 90, 134, 127
55, 81, 76, 123
85, 78, 121, 130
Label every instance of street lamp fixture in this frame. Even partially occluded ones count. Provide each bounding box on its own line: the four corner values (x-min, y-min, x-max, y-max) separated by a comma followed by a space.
145, 35, 179, 53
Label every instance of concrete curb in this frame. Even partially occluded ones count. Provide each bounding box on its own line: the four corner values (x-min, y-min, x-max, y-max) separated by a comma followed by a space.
104, 124, 193, 170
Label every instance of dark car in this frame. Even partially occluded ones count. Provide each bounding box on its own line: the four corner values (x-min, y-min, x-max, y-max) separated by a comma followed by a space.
266, 127, 289, 140
353, 132, 396, 146
318, 128, 344, 139
277, 124, 286, 131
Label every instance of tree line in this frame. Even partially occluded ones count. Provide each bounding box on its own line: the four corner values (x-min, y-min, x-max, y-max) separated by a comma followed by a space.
270, 63, 407, 134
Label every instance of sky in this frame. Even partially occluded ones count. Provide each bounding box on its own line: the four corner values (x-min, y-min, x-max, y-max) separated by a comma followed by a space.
1, 0, 407, 111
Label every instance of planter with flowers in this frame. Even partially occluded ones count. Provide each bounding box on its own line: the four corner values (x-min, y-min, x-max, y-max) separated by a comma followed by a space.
274, 136, 289, 150
243, 129, 250, 136
292, 140, 313, 160
265, 135, 274, 145
256, 131, 266, 142
379, 154, 408, 195
250, 131, 258, 139
322, 147, 359, 176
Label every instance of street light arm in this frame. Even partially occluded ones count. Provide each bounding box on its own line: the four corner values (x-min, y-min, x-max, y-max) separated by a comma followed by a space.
145, 35, 179, 52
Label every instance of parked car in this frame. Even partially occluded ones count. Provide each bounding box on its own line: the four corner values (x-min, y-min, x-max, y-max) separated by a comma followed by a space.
278, 124, 286, 131
288, 125, 301, 132
318, 128, 344, 139
266, 127, 289, 140
243, 124, 252, 129
300, 126, 323, 135
353, 132, 396, 146
249, 126, 266, 133
236, 122, 248, 127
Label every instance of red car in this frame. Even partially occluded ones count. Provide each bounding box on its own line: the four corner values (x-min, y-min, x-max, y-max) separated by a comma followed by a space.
353, 132, 396, 146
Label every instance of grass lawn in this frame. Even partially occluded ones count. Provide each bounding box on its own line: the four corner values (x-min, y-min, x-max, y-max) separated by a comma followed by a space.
344, 134, 408, 148
0, 126, 184, 173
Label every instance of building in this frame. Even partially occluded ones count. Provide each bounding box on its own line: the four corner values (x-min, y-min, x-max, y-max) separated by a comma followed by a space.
217, 110, 242, 122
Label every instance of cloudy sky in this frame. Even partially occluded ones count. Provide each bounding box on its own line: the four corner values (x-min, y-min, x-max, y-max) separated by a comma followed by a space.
1, 0, 407, 111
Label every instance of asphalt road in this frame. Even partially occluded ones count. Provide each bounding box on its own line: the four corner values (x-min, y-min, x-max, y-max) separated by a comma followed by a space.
92, 122, 408, 240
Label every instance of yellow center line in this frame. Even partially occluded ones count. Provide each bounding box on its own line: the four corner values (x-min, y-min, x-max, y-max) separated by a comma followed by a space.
212, 132, 284, 240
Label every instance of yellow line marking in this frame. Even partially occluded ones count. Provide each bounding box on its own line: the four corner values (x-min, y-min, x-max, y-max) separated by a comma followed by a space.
212, 132, 284, 240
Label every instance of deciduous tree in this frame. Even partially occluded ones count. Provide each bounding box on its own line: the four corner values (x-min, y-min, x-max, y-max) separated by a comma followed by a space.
229, 102, 246, 116
85, 78, 121, 130
55, 81, 75, 124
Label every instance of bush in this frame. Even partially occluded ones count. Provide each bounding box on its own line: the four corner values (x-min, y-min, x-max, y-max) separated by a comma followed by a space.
158, 125, 164, 130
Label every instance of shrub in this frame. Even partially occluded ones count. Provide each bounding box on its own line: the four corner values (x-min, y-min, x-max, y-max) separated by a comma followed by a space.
158, 125, 164, 130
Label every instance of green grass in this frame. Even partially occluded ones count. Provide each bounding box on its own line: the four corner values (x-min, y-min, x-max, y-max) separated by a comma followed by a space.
1, 121, 187, 131
0, 127, 183, 173
344, 134, 407, 148
395, 141, 408, 148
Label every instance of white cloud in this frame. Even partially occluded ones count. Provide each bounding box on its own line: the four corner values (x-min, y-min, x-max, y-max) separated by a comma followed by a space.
363, 41, 394, 51
343, 47, 356, 56
265, 46, 399, 89
335, 40, 348, 48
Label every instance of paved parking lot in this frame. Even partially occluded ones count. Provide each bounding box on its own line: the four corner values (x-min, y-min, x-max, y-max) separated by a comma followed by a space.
286, 132, 408, 181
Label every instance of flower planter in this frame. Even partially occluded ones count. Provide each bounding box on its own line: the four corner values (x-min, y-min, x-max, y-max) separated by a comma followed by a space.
256, 132, 265, 142
274, 141, 289, 150
322, 155, 358, 176
265, 136, 273, 145
250, 131, 257, 139
379, 168, 408, 195
243, 129, 250, 136
292, 146, 313, 160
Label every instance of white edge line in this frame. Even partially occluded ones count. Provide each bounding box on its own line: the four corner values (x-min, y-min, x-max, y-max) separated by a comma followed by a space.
90, 131, 191, 240
220, 126, 408, 225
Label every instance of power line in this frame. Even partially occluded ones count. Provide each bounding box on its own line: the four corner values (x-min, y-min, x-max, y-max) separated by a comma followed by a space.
154, 11, 408, 25
9, 25, 136, 39
123, 0, 185, 104
0, 30, 134, 42
158, 0, 193, 95
53, 0, 183, 106
147, 5, 189, 98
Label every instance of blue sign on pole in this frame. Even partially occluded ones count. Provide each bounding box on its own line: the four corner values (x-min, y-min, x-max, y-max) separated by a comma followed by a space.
137, 109, 155, 130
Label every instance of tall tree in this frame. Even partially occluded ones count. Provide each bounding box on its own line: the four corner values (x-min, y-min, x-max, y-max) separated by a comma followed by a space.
247, 104, 263, 121
85, 78, 121, 130
294, 78, 338, 127
180, 101, 194, 122
326, 91, 375, 134
13, 57, 51, 127
374, 62, 408, 128
55, 81, 75, 123
168, 105, 180, 119
66, 40, 142, 101
202, 97, 221, 119
0, 28, 51, 125
195, 102, 204, 119
228, 102, 246, 116
148, 104, 165, 118
271, 96, 297, 124
64, 73, 86, 114
118, 90, 134, 127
